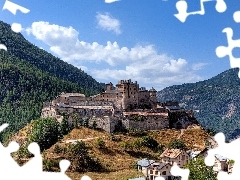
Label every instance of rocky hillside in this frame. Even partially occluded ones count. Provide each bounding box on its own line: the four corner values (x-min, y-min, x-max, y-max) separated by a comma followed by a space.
157, 68, 240, 140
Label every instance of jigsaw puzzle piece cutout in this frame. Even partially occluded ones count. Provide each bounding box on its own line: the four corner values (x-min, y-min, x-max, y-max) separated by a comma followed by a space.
155, 177, 165, 180
215, 0, 227, 13
81, 175, 92, 180
174, 0, 189, 23
2, 0, 30, 15
23, 159, 72, 180
233, 11, 240, 23
216, 27, 240, 78
217, 171, 230, 180
205, 132, 240, 178
0, 123, 9, 132
175, 0, 227, 22
20, 142, 43, 179
0, 141, 21, 177
170, 164, 189, 180
0, 44, 7, 51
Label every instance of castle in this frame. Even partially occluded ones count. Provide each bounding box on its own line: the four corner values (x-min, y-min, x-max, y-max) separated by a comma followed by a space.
41, 79, 198, 132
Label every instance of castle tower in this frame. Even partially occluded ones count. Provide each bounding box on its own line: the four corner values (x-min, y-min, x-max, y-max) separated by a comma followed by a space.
106, 82, 114, 91
149, 87, 157, 108
116, 79, 139, 110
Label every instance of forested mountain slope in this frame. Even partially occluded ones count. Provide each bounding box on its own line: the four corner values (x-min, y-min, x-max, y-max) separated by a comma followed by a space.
0, 21, 105, 96
0, 51, 86, 141
157, 68, 240, 140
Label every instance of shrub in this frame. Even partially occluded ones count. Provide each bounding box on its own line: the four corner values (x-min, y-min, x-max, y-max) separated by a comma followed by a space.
132, 139, 143, 150
119, 141, 131, 151
128, 129, 147, 137
157, 144, 165, 154
29, 118, 60, 152
92, 120, 97, 129
53, 144, 63, 154
95, 138, 106, 149
82, 117, 89, 127
168, 139, 187, 150
141, 136, 159, 151
43, 159, 59, 171
67, 141, 104, 172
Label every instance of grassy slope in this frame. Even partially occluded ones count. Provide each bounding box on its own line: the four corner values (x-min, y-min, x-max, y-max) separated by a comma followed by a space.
11, 125, 209, 180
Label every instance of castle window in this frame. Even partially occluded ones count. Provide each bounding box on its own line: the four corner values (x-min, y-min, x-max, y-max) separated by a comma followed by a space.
162, 171, 166, 175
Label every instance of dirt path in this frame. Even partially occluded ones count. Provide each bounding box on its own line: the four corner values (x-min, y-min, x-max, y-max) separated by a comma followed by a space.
64, 136, 104, 144
177, 129, 184, 139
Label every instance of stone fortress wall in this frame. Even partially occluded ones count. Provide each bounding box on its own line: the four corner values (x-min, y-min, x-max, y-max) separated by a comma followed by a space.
41, 79, 197, 133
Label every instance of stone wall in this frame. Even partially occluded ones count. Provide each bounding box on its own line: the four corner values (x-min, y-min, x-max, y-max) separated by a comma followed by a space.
122, 115, 169, 131
88, 116, 119, 133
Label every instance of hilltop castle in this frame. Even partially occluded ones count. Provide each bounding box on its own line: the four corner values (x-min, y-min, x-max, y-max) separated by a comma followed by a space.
41, 79, 198, 132
90, 79, 157, 110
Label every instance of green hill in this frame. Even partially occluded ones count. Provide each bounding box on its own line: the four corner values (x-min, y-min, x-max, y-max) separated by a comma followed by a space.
157, 68, 240, 140
0, 21, 105, 142
0, 51, 85, 141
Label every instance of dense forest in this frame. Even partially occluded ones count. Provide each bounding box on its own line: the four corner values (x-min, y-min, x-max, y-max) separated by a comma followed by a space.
0, 21, 105, 142
0, 21, 105, 95
157, 68, 240, 140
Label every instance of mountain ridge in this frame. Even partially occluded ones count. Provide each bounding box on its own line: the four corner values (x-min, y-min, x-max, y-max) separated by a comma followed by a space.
157, 68, 240, 140
0, 20, 105, 96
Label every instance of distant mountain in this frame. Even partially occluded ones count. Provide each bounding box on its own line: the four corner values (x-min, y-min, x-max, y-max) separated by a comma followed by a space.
157, 68, 240, 140
0, 21, 105, 141
0, 21, 105, 96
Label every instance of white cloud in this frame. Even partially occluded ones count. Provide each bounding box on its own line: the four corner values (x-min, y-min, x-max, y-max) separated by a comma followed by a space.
105, 0, 119, 3
96, 12, 121, 35
192, 62, 208, 70
25, 21, 205, 90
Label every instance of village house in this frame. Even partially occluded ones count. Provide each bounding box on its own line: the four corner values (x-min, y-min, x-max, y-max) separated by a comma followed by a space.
212, 154, 228, 173
147, 162, 173, 180
137, 159, 156, 177
160, 149, 190, 168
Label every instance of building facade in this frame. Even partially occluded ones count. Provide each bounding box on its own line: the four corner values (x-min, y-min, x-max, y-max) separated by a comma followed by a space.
41, 79, 197, 133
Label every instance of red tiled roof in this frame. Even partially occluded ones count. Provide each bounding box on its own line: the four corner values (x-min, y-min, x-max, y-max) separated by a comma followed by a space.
160, 149, 183, 158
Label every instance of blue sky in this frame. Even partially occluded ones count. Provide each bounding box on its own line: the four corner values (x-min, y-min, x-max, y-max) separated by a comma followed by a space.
0, 0, 239, 90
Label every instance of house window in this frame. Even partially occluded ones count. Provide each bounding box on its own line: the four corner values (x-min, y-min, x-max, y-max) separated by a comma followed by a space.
150, 170, 153, 174
155, 171, 158, 175
162, 171, 166, 175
